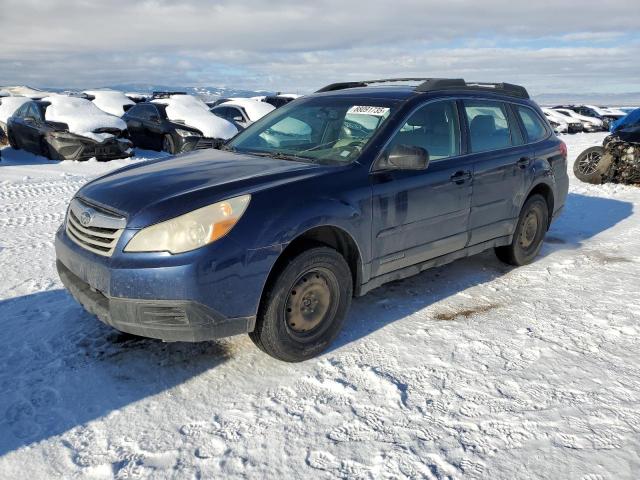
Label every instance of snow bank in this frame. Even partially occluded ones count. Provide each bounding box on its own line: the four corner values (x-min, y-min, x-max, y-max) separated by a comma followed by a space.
153, 95, 237, 139
221, 98, 275, 121
0, 96, 30, 123
42, 95, 127, 142
83, 90, 134, 117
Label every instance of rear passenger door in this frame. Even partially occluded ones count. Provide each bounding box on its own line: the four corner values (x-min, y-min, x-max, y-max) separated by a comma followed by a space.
123, 105, 147, 148
370, 99, 473, 277
464, 99, 530, 245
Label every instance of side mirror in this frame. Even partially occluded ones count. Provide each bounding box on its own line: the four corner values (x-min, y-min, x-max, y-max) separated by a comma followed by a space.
385, 144, 429, 170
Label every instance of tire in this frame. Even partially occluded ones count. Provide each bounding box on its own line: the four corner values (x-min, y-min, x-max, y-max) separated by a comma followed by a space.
495, 194, 549, 266
162, 134, 177, 154
249, 246, 353, 362
573, 146, 612, 184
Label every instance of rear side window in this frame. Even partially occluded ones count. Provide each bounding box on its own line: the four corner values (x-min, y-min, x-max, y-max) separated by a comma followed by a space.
388, 100, 460, 160
516, 106, 548, 143
464, 100, 513, 153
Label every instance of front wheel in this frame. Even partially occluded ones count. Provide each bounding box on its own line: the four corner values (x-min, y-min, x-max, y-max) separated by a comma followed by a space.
495, 194, 549, 266
573, 146, 612, 184
249, 246, 353, 362
162, 134, 177, 154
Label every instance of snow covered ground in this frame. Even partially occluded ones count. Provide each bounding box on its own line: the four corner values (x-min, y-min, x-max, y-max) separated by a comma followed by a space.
0, 133, 639, 479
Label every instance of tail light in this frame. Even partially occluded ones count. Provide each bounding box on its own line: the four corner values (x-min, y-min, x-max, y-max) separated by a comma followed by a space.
559, 141, 567, 160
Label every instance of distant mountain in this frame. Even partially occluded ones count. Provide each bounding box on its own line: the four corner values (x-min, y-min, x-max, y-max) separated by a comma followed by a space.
534, 92, 640, 107
26, 83, 640, 107
103, 84, 275, 101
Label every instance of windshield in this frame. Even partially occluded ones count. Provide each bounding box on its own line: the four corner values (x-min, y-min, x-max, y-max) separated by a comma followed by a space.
226, 97, 397, 164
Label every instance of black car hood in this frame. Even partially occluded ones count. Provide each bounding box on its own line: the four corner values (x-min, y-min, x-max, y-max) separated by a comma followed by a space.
78, 149, 326, 228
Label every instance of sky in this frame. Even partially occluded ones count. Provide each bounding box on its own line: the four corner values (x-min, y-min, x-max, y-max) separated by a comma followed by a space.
0, 0, 639, 95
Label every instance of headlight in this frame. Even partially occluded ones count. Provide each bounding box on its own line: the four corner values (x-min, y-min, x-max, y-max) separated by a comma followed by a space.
50, 131, 83, 141
175, 128, 202, 138
124, 195, 251, 254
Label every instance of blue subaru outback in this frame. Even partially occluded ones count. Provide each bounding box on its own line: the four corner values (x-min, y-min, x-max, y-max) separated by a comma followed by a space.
56, 78, 568, 362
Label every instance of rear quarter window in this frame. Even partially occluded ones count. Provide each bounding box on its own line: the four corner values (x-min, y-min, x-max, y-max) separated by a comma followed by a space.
516, 106, 548, 143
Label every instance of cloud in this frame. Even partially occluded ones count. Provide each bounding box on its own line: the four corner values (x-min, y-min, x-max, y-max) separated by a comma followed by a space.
0, 0, 638, 92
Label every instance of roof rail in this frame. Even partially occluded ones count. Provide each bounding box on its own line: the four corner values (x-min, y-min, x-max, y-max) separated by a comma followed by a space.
315, 78, 529, 99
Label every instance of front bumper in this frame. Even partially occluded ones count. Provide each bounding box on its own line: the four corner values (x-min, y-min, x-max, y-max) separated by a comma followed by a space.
180, 136, 223, 153
48, 135, 133, 161
57, 259, 254, 342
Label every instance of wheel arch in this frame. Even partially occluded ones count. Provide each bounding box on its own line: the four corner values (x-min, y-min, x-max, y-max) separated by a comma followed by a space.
525, 181, 554, 229
258, 225, 363, 316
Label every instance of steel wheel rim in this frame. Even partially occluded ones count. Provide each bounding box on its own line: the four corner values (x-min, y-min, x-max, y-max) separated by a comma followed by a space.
284, 267, 339, 339
578, 151, 601, 175
519, 210, 540, 249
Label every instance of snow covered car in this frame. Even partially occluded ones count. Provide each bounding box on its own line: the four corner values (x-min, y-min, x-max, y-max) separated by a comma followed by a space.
210, 98, 275, 130
541, 107, 582, 134
83, 90, 135, 117
552, 108, 604, 132
263, 93, 300, 109
122, 95, 237, 154
574, 134, 640, 185
0, 96, 30, 135
6, 96, 132, 161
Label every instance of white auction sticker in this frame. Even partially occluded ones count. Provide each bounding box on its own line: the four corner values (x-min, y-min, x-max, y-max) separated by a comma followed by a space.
347, 106, 390, 116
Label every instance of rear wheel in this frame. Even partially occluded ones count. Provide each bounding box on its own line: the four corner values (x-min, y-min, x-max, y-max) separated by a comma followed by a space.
573, 146, 612, 184
162, 134, 177, 154
495, 194, 549, 266
249, 246, 353, 362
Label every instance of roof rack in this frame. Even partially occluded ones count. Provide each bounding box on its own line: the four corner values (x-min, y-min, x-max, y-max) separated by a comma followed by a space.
315, 78, 529, 99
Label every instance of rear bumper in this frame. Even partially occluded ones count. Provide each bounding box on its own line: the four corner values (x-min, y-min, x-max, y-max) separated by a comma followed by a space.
57, 260, 254, 342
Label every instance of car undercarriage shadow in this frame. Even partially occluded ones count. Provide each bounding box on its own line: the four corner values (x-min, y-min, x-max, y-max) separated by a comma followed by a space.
331, 192, 633, 352
0, 289, 232, 457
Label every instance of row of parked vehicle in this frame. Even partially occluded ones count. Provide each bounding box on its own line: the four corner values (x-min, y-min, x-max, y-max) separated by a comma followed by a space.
0, 88, 297, 161
541, 104, 630, 134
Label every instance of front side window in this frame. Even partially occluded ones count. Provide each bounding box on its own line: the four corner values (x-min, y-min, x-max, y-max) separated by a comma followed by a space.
516, 106, 548, 143
386, 100, 460, 161
227, 97, 397, 164
16, 103, 31, 118
126, 105, 143, 119
464, 100, 513, 153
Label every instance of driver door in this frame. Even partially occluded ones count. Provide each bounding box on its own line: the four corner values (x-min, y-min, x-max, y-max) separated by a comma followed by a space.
370, 99, 473, 277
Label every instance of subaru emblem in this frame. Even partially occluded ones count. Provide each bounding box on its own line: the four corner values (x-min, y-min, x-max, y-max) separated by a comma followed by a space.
80, 209, 93, 227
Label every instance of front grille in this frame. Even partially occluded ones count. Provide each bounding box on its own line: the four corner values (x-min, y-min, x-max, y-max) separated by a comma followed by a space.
195, 138, 222, 150
65, 199, 126, 257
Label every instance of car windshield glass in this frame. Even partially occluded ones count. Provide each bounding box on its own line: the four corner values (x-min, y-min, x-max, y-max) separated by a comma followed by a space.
226, 97, 398, 164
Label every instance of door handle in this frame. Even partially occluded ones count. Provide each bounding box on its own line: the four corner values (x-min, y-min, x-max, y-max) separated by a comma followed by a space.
517, 157, 531, 169
450, 170, 472, 184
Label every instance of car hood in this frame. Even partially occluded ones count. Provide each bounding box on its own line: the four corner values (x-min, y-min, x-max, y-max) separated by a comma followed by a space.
77, 149, 328, 228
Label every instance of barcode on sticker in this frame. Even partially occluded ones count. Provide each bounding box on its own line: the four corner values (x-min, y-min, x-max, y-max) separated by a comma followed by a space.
347, 106, 390, 116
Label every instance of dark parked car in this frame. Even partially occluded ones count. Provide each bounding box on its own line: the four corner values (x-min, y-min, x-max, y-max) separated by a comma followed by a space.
122, 96, 237, 154
56, 78, 568, 362
7, 96, 132, 161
